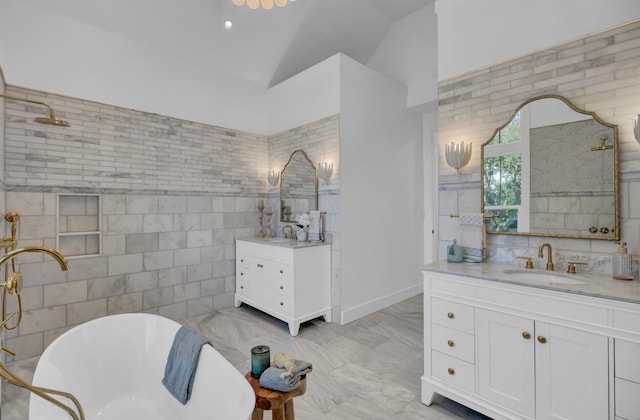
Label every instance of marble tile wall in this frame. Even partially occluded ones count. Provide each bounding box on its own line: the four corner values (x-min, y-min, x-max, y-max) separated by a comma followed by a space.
267, 115, 341, 321
1, 89, 340, 361
438, 20, 640, 274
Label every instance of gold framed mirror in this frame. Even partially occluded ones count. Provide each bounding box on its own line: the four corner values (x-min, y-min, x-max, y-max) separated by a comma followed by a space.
280, 150, 318, 222
481, 94, 619, 240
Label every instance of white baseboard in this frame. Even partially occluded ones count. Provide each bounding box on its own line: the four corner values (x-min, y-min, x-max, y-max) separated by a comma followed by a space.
340, 283, 423, 325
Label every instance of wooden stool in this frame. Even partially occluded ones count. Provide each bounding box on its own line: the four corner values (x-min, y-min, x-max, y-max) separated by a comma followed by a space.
245, 372, 307, 420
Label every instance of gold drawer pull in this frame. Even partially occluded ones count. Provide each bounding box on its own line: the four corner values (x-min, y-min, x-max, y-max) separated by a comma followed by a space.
522, 332, 531, 340
447, 340, 454, 347
257, 264, 263, 268
447, 312, 454, 319
537, 336, 547, 344
447, 368, 455, 375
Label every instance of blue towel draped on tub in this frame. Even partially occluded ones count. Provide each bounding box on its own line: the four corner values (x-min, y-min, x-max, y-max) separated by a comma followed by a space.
162, 325, 210, 404
259, 359, 313, 392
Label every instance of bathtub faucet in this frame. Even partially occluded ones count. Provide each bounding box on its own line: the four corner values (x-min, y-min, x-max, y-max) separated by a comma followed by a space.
0, 246, 81, 419
0, 246, 68, 294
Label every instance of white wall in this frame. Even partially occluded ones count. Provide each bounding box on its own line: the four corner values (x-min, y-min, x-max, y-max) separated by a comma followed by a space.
339, 55, 423, 323
0, 0, 269, 134
436, 0, 640, 80
367, 4, 438, 109
266, 55, 341, 135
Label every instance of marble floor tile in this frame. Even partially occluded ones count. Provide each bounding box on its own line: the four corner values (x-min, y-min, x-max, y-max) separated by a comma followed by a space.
1, 294, 491, 419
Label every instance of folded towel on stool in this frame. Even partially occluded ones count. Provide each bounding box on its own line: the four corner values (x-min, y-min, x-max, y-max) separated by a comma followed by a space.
259, 359, 313, 392
162, 325, 210, 404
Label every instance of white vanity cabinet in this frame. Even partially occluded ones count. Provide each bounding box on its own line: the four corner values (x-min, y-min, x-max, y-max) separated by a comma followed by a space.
422, 268, 640, 420
234, 239, 331, 336
476, 310, 608, 419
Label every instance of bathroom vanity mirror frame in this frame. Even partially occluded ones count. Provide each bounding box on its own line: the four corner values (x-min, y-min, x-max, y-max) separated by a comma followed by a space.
280, 149, 318, 223
481, 94, 620, 241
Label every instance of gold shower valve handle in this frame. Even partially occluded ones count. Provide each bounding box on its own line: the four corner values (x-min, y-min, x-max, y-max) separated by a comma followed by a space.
0, 272, 20, 295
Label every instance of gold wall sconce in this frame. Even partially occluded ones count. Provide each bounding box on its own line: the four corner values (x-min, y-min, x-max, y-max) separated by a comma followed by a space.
444, 142, 472, 172
317, 162, 333, 181
267, 170, 280, 186
0, 94, 71, 127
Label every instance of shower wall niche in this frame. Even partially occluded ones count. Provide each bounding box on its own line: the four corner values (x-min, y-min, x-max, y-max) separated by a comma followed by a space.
56, 194, 101, 258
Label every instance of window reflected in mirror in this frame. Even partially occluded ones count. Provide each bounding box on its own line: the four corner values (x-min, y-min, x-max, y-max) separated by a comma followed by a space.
481, 95, 619, 240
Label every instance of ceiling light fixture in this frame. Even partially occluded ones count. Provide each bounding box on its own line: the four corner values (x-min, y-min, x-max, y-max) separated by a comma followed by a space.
224, 20, 233, 29
232, 0, 296, 10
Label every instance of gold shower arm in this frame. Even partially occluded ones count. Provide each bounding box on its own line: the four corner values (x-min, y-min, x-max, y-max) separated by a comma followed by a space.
0, 94, 71, 127
0, 360, 85, 420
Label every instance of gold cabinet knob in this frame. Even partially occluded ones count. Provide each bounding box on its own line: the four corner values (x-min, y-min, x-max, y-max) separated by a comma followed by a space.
522, 332, 531, 340
447, 340, 455, 347
280, 302, 284, 306
447, 368, 455, 375
240, 259, 244, 263
240, 285, 244, 289
280, 285, 284, 290
240, 272, 244, 276
257, 263, 263, 268
447, 312, 454, 319
280, 269, 284, 274
537, 336, 547, 344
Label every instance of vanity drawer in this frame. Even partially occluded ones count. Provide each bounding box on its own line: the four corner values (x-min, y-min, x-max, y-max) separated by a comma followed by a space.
432, 350, 475, 393
431, 298, 474, 334
615, 377, 640, 420
615, 339, 640, 383
432, 324, 474, 363
613, 309, 640, 335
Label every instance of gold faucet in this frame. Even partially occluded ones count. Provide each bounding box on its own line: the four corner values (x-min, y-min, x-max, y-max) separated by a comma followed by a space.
282, 225, 293, 239
0, 246, 81, 419
538, 243, 554, 271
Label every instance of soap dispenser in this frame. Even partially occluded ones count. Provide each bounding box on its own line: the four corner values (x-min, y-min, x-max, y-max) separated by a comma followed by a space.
612, 242, 633, 281
447, 239, 464, 263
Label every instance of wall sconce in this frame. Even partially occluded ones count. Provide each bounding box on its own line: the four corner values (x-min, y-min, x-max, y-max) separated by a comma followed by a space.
634, 114, 640, 143
267, 170, 279, 186
317, 162, 333, 181
444, 142, 472, 173
0, 94, 71, 127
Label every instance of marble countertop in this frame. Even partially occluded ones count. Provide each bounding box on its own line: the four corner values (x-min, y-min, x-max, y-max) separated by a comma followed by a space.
236, 237, 330, 249
422, 260, 640, 305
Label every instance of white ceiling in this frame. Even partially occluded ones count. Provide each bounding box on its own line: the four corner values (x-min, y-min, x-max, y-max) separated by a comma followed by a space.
11, 0, 431, 88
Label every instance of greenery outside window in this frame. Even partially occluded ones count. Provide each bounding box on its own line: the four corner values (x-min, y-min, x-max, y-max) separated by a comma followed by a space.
483, 112, 530, 232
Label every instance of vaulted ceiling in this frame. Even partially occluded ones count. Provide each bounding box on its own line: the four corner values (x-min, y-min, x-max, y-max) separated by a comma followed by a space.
4, 0, 431, 88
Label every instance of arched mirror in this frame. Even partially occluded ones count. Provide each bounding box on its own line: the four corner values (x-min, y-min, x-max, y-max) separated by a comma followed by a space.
481, 94, 619, 240
280, 150, 318, 222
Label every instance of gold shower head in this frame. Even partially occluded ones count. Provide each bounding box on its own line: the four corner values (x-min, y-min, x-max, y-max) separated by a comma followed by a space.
0, 94, 71, 127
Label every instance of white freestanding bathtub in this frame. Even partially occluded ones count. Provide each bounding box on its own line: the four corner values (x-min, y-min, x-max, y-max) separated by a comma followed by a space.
29, 313, 255, 420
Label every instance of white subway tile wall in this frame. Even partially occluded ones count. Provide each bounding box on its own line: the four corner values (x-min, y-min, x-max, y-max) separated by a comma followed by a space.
438, 20, 640, 271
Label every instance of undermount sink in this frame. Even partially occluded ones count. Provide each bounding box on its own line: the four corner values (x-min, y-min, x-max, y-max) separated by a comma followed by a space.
502, 269, 587, 285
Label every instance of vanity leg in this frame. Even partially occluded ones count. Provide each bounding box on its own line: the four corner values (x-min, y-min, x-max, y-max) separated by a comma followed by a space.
322, 310, 332, 323
421, 381, 436, 406
288, 322, 300, 336
234, 296, 242, 308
